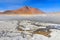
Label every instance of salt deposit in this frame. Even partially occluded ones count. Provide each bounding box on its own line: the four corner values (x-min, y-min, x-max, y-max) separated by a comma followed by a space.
0, 20, 60, 40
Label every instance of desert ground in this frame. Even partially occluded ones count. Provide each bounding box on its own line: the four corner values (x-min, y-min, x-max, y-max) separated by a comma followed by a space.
0, 20, 60, 40
0, 14, 60, 24
0, 14, 60, 40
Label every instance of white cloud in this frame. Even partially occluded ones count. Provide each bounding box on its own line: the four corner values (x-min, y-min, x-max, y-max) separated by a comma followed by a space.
0, 0, 30, 11
0, 10, 5, 12
0, 0, 29, 4
0, 5, 23, 11
7, 5, 22, 10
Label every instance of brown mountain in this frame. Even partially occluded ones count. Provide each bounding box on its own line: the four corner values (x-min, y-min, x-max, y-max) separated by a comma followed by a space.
3, 6, 44, 15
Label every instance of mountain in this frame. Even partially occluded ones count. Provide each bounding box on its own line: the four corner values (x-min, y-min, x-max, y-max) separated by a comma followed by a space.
3, 6, 44, 15
0, 12, 3, 14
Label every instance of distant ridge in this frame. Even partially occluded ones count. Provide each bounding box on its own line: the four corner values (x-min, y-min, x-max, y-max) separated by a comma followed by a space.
0, 6, 44, 15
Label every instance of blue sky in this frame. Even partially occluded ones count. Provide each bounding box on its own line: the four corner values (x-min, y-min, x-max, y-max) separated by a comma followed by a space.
0, 0, 60, 12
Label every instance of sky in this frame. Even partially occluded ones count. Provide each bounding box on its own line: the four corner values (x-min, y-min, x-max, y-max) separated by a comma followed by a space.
0, 0, 60, 12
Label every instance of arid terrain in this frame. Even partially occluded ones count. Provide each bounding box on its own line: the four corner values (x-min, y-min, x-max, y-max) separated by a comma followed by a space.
0, 6, 60, 24
0, 20, 60, 40
0, 6, 60, 40
0, 6, 44, 15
